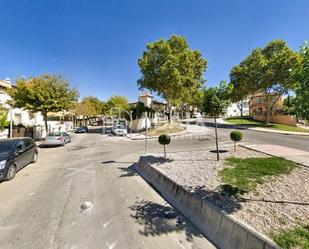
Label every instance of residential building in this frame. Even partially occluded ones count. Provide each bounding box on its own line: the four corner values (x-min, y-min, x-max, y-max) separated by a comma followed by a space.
130, 92, 167, 122
0, 78, 73, 139
249, 93, 297, 126
226, 100, 250, 117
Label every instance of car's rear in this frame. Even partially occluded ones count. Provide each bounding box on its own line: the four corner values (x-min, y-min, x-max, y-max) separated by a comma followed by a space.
43, 132, 65, 146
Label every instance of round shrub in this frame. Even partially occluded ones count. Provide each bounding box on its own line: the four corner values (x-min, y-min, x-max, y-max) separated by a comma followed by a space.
158, 134, 171, 145
230, 131, 243, 142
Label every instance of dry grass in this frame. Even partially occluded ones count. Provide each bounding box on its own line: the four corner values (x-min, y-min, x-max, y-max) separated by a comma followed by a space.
142, 122, 185, 136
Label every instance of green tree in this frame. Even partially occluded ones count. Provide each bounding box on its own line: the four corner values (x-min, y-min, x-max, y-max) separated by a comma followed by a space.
230, 40, 301, 124
137, 35, 207, 123
107, 95, 130, 116
282, 95, 296, 115
8, 74, 79, 133
0, 106, 10, 131
203, 81, 232, 161
130, 102, 155, 120
81, 96, 104, 116
294, 41, 309, 123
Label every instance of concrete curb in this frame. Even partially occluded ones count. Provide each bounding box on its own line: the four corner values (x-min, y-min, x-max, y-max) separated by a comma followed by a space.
218, 119, 309, 136
127, 132, 209, 140
136, 156, 281, 249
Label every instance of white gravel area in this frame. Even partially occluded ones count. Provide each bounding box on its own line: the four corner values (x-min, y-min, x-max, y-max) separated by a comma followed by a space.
145, 146, 309, 236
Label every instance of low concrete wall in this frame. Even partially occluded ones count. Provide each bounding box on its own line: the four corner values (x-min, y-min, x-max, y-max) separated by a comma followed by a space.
136, 156, 280, 249
252, 114, 297, 126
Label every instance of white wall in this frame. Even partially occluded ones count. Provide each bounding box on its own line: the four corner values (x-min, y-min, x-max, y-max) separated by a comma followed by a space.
227, 101, 249, 117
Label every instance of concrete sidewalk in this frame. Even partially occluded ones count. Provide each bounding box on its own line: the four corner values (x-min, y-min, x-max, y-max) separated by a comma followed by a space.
128, 124, 210, 140
217, 118, 309, 136
241, 144, 309, 167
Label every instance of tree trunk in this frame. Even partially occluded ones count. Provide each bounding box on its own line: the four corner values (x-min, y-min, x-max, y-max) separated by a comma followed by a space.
164, 145, 166, 158
214, 117, 219, 161
240, 101, 243, 117
168, 105, 172, 124
43, 112, 48, 135
264, 105, 270, 125
180, 103, 184, 120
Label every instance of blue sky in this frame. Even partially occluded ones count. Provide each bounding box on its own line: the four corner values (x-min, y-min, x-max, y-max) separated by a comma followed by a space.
1, 0, 308, 102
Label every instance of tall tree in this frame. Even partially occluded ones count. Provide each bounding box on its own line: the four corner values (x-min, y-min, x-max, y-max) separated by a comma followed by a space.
81, 96, 104, 116
203, 81, 232, 161
107, 95, 129, 116
8, 74, 79, 133
230, 40, 301, 124
294, 41, 309, 123
137, 35, 207, 123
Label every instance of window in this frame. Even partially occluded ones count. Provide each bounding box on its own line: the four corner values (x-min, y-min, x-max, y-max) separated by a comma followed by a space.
24, 138, 33, 148
15, 141, 25, 153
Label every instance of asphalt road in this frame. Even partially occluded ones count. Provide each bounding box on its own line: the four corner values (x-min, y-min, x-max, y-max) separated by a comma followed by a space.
0, 123, 307, 249
200, 118, 309, 152
0, 131, 217, 249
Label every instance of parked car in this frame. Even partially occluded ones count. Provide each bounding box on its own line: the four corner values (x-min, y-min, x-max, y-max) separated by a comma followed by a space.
0, 138, 38, 181
42, 132, 71, 146
75, 126, 89, 133
192, 112, 202, 118
112, 124, 127, 136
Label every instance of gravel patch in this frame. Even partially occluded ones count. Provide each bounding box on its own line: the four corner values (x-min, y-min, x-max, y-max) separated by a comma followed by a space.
145, 146, 309, 236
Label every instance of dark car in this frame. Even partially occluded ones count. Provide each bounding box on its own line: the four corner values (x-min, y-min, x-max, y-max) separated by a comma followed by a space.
75, 126, 88, 133
0, 138, 38, 181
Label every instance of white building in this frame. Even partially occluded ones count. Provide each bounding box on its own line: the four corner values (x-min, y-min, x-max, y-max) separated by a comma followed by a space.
0, 79, 45, 127
226, 100, 249, 117
0, 79, 73, 139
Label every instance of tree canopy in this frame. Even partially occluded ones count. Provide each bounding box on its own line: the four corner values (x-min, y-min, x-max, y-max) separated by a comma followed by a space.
203, 81, 232, 118
0, 106, 10, 131
107, 95, 130, 116
75, 96, 105, 117
229, 40, 301, 123
137, 35, 207, 121
294, 41, 309, 122
8, 74, 79, 132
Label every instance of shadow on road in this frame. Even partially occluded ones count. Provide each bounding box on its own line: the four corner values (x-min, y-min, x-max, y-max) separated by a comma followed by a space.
129, 199, 204, 242
118, 164, 139, 177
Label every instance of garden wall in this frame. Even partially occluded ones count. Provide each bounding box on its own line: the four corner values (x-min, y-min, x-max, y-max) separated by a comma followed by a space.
136, 156, 281, 249
252, 113, 297, 126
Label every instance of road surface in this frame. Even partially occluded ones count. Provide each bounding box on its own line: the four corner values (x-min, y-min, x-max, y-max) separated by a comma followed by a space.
1, 122, 307, 249
0, 132, 217, 249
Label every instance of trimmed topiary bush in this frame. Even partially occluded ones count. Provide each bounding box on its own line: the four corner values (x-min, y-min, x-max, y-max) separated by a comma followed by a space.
230, 131, 243, 151
158, 134, 171, 158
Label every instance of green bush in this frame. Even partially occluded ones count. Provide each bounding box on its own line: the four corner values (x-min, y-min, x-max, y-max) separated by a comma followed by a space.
158, 134, 171, 158
230, 131, 243, 151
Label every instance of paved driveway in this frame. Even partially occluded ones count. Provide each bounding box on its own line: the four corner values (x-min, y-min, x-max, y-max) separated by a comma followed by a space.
0, 132, 217, 249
